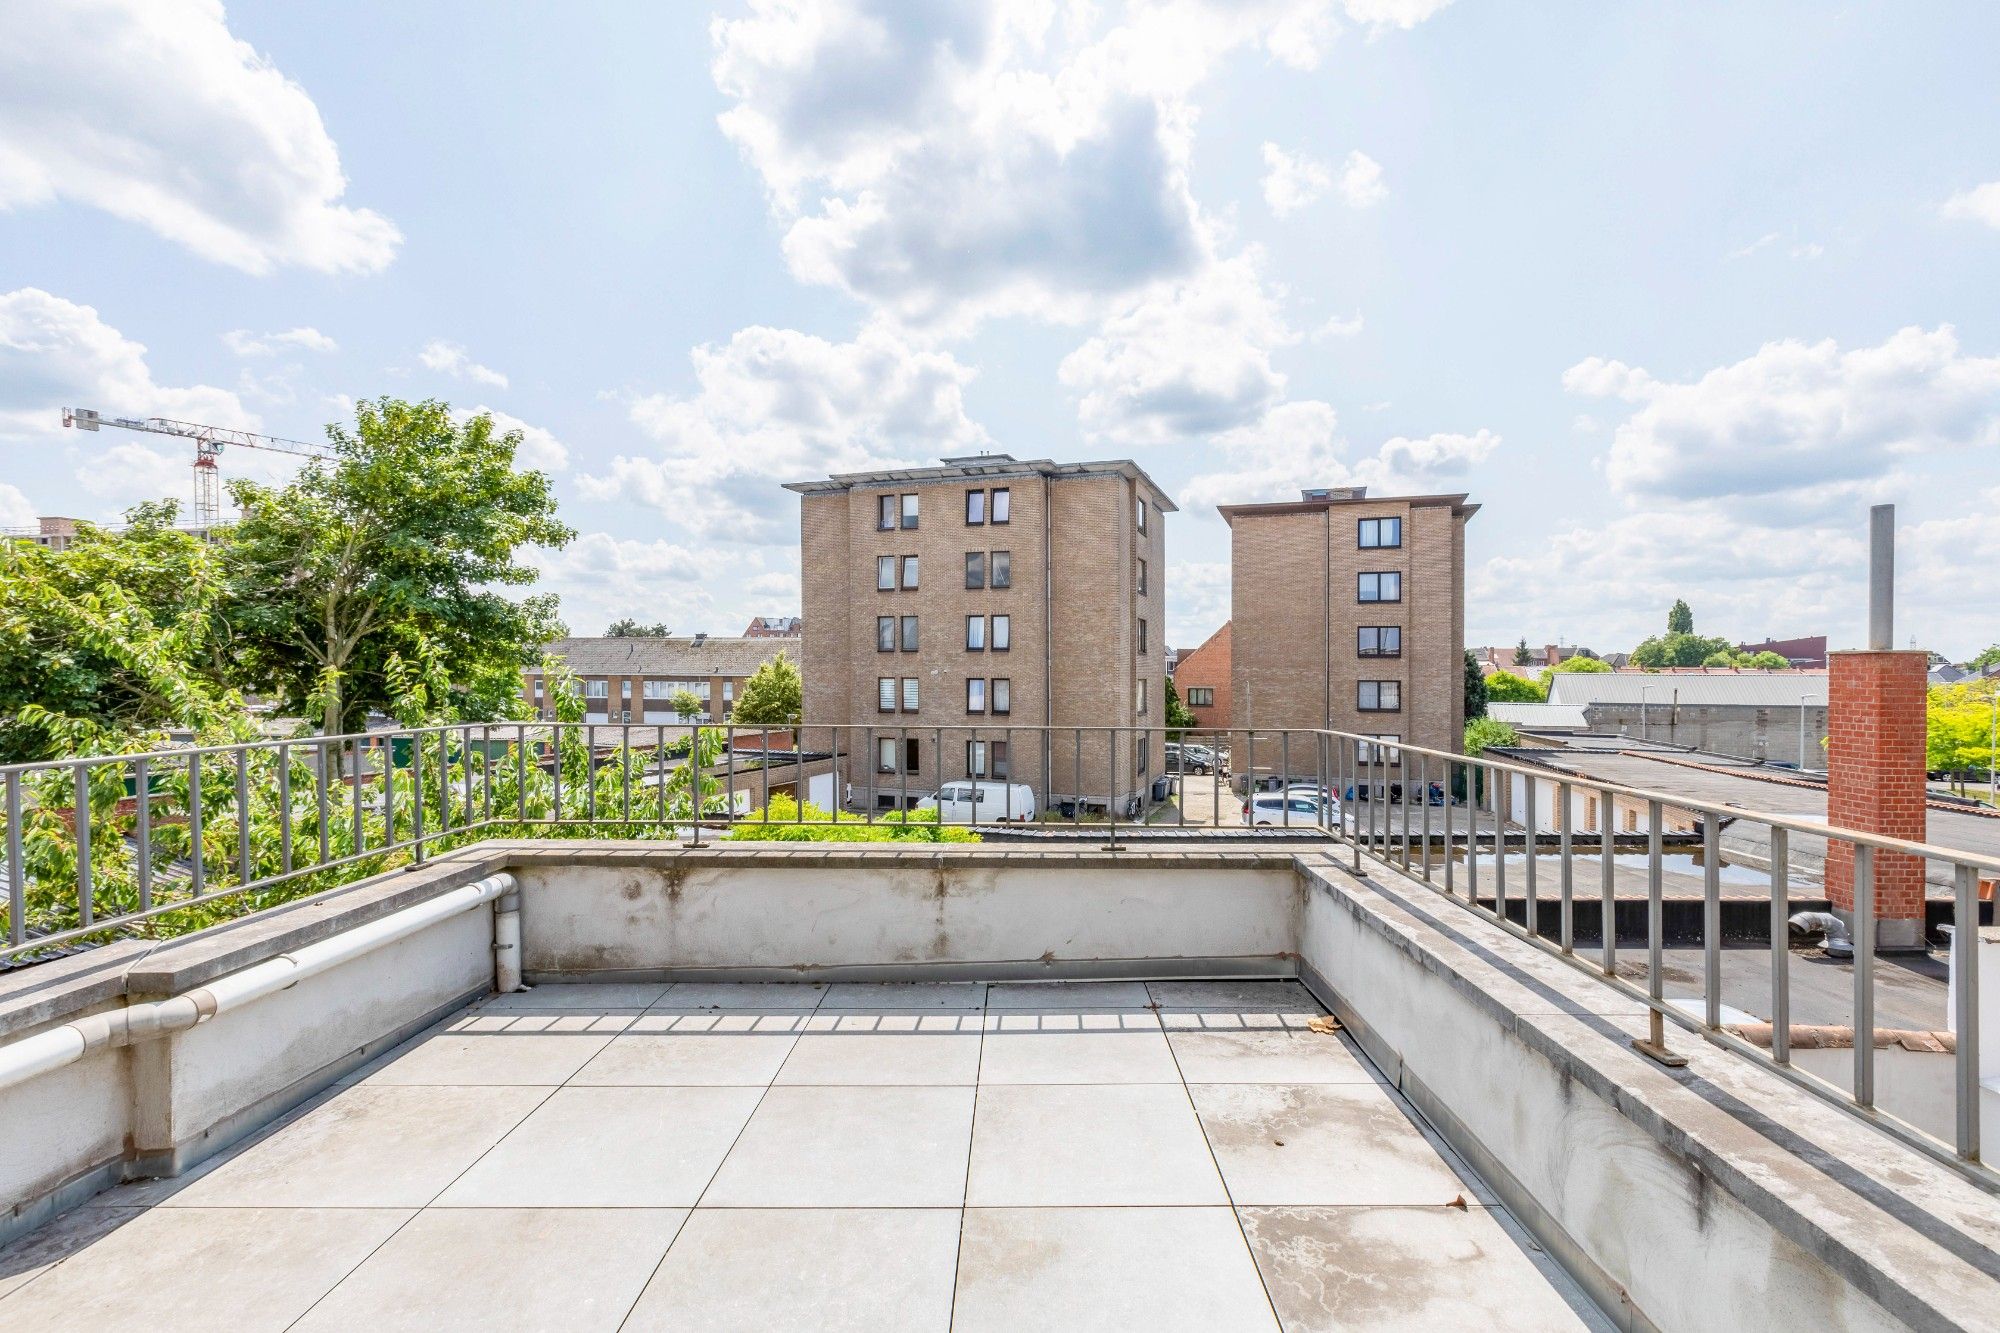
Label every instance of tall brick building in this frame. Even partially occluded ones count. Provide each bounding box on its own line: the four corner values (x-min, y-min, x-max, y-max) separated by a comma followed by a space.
786, 454, 1174, 815
1173, 621, 1232, 732
1220, 487, 1476, 782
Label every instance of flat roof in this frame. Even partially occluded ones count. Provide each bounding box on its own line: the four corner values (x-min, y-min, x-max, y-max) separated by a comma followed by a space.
784, 457, 1179, 511
1216, 491, 1478, 523
1544, 673, 1828, 708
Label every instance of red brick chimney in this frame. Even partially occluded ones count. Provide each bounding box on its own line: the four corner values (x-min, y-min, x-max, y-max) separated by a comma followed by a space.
1824, 506, 1927, 953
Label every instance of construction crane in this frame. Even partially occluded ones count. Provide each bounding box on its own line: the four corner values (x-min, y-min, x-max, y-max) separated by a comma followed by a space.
61, 407, 334, 528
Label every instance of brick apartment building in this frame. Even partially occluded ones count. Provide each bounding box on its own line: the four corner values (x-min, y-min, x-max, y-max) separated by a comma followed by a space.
1173, 621, 1232, 731
786, 454, 1174, 815
1220, 487, 1476, 784
523, 636, 793, 723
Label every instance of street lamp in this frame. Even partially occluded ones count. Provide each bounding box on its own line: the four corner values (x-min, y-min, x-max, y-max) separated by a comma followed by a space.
1799, 692, 1813, 772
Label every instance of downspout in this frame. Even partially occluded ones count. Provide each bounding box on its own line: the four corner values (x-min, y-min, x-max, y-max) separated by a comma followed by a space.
0, 872, 520, 1094
1042, 471, 1055, 804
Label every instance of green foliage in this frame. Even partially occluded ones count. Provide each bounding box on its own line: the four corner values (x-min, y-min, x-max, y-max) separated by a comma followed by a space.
668, 688, 705, 720
1971, 645, 2000, 671
1464, 716, 1519, 755
1513, 637, 1533, 666
1463, 650, 1488, 720
1484, 670, 1545, 703
222, 398, 572, 737
1928, 680, 1998, 785
1538, 656, 1611, 692
605, 619, 672, 637
722, 792, 979, 842
731, 649, 802, 725
1630, 631, 1734, 669
0, 504, 248, 763
1701, 650, 1737, 668
1164, 677, 1196, 737
1703, 648, 1792, 669
1667, 599, 1694, 634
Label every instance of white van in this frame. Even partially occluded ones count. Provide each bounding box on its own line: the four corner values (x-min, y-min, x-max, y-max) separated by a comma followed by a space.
919, 781, 1040, 824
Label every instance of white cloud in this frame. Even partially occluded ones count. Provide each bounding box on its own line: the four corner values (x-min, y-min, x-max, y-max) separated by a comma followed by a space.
418, 340, 509, 389
0, 481, 34, 527
1167, 559, 1231, 643
455, 406, 569, 473
1314, 311, 1365, 339
1180, 401, 1498, 510
1260, 142, 1331, 217
1336, 150, 1387, 208
524, 532, 713, 638
223, 326, 337, 357
0, 0, 398, 274
1567, 325, 2000, 511
1942, 181, 2000, 230
1061, 252, 1295, 444
1342, 0, 1455, 31
745, 567, 802, 605
581, 322, 989, 544
1727, 230, 1823, 261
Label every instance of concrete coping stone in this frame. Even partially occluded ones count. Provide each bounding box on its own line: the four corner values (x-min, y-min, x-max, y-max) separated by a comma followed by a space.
1291, 852, 2000, 1331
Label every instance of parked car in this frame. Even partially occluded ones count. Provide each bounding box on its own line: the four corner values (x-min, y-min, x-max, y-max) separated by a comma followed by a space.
1164, 743, 1216, 774
1242, 792, 1329, 826
1285, 783, 1340, 816
918, 781, 1040, 823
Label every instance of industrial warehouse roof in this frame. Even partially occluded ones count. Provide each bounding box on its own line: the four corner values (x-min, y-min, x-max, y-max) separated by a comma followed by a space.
534, 636, 791, 678
1486, 702, 1590, 731
1544, 672, 1829, 708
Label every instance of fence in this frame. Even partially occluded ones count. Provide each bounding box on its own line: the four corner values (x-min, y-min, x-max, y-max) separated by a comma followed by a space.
1, 719, 1995, 1185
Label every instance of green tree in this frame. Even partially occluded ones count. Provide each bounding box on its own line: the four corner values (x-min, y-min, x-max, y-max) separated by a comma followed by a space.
1667, 599, 1694, 634
1968, 645, 2000, 671
1513, 637, 1533, 666
0, 503, 247, 762
1485, 670, 1545, 703
606, 619, 672, 637
1630, 631, 1734, 669
1538, 656, 1611, 693
1464, 650, 1489, 720
1746, 650, 1790, 670
222, 399, 572, 738
1701, 650, 1737, 668
731, 649, 802, 725
668, 688, 705, 721
1463, 716, 1519, 755
1928, 680, 1998, 790
1164, 677, 1196, 738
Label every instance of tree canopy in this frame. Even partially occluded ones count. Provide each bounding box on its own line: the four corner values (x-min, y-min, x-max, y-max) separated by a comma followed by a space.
1164, 676, 1196, 737
1667, 599, 1694, 634
1464, 716, 1519, 755
731, 650, 802, 725
1513, 637, 1533, 665
1538, 656, 1611, 692
1463, 650, 1488, 720
1969, 645, 2000, 671
606, 619, 673, 637
1485, 670, 1544, 703
223, 398, 572, 736
1927, 680, 1997, 787
668, 688, 705, 720
1630, 631, 1735, 669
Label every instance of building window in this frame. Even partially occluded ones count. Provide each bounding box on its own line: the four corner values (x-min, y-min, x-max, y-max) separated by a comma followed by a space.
1187, 686, 1214, 707
1358, 516, 1403, 549
901, 554, 919, 589
877, 555, 896, 591
992, 678, 1010, 715
992, 739, 1010, 778
1137, 734, 1149, 777
879, 677, 897, 712
877, 737, 897, 773
967, 678, 987, 713
877, 617, 895, 652
966, 489, 986, 525
991, 488, 1010, 524
905, 737, 920, 773
723, 680, 734, 701
1135, 495, 1148, 534
900, 493, 919, 529
1357, 734, 1403, 764
584, 680, 608, 698
992, 614, 1010, 651
991, 550, 1011, 588
1358, 680, 1402, 712
966, 740, 988, 777
641, 680, 667, 699
877, 494, 896, 531
1137, 678, 1147, 715
1358, 571, 1402, 603
902, 677, 919, 711
900, 615, 919, 652
1138, 619, 1148, 654
966, 615, 986, 651
965, 551, 985, 589
1135, 558, 1147, 596
1358, 626, 1402, 657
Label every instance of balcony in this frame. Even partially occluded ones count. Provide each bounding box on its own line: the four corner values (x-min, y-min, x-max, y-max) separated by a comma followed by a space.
0, 725, 1997, 1329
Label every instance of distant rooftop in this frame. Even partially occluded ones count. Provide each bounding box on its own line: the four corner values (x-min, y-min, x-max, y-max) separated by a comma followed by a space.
1216, 489, 1479, 523
784, 455, 1179, 510
534, 635, 789, 678
1545, 672, 1829, 708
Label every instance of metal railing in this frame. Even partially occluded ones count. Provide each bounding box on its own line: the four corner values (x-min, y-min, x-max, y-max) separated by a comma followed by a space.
2, 718, 1994, 1184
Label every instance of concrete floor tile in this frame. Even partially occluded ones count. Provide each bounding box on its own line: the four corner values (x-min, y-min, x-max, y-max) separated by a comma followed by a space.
0, 1206, 410, 1332
1190, 1084, 1468, 1205
954, 1207, 1278, 1333
966, 1084, 1226, 1205
1166, 1028, 1376, 1084
1146, 979, 1321, 1013
820, 981, 987, 1010
986, 980, 1154, 1009
366, 1025, 617, 1085
0, 1207, 141, 1301
1239, 1205, 1589, 1332
978, 1023, 1181, 1084
162, 1084, 550, 1208
623, 1208, 959, 1332
775, 1028, 983, 1085
655, 981, 828, 1010
570, 1027, 803, 1086
479, 981, 670, 1009
292, 1207, 685, 1333
703, 1085, 974, 1206
433, 1085, 764, 1206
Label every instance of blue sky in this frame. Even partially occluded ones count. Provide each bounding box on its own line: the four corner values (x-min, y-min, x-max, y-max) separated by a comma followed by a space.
3, 1, 1998, 656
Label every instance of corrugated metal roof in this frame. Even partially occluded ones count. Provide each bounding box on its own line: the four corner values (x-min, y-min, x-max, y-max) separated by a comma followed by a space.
1487, 702, 1590, 730
1545, 673, 1828, 707
534, 637, 791, 678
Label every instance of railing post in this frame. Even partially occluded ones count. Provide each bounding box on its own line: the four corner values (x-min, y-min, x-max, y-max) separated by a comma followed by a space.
1955, 862, 1981, 1162
1770, 827, 1790, 1065
1419, 752, 1432, 881
1599, 786, 1616, 976
1703, 814, 1722, 1030
235, 749, 253, 887
1633, 798, 1686, 1066
411, 733, 426, 866
6, 772, 24, 950
272, 749, 289, 879
1523, 778, 1537, 939
1853, 844, 1876, 1108
73, 766, 93, 929
136, 756, 155, 911
1557, 779, 1572, 954
188, 752, 204, 896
